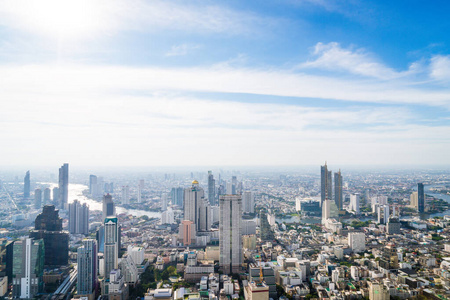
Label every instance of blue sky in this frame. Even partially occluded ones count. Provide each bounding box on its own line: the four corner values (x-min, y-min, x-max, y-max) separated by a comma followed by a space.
0, 0, 449, 167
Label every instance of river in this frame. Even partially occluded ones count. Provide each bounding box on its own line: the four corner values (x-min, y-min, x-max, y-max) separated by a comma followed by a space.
39, 182, 161, 219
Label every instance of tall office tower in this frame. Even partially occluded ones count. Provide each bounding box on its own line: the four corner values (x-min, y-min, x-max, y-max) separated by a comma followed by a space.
208, 171, 216, 205
242, 191, 254, 214
184, 180, 205, 232
102, 194, 116, 221
52, 187, 59, 206
12, 238, 45, 299
29, 205, 69, 266
69, 200, 89, 235
418, 183, 425, 213
410, 192, 418, 209
104, 217, 119, 279
320, 163, 332, 205
171, 187, 184, 207
217, 184, 225, 202
24, 170, 30, 198
219, 195, 242, 274
43, 188, 51, 205
34, 188, 42, 209
348, 232, 365, 253
350, 194, 360, 214
231, 176, 237, 194
334, 170, 343, 211
58, 163, 69, 210
383, 205, 390, 223
77, 239, 98, 296
198, 198, 211, 232
89, 175, 97, 195
121, 186, 130, 204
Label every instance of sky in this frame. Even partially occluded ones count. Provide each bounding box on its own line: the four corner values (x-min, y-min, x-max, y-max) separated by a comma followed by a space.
0, 0, 449, 168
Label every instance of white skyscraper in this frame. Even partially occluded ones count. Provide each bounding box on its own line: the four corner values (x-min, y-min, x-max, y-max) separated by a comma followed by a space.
161, 208, 175, 224
219, 195, 242, 274
242, 191, 254, 213
350, 194, 360, 214
104, 217, 119, 279
322, 199, 331, 224
384, 205, 390, 223
348, 232, 365, 253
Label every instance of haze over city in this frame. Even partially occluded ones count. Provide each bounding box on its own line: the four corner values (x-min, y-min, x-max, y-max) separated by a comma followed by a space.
1, 0, 449, 167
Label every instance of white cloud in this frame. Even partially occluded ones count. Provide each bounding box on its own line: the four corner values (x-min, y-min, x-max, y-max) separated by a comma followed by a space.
300, 42, 420, 80
430, 55, 450, 83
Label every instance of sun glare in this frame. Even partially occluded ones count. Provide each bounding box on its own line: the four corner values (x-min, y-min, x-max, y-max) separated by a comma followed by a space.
3, 0, 108, 40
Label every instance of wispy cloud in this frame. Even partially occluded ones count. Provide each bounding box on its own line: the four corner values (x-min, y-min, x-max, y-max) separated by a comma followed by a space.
0, 0, 278, 39
430, 55, 450, 83
165, 44, 201, 57
299, 42, 421, 80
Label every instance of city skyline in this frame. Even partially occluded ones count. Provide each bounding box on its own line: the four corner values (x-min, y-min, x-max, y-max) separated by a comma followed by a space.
0, 1, 449, 167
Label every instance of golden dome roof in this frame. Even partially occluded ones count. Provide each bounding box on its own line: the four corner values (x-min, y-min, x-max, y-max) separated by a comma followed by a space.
192, 180, 199, 184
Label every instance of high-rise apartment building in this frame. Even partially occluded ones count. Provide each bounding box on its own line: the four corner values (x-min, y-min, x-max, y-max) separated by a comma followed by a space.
418, 183, 425, 213
104, 217, 119, 279
102, 194, 115, 221
58, 163, 69, 210
383, 205, 390, 224
12, 238, 45, 299
34, 188, 42, 209
69, 200, 89, 235
24, 170, 30, 198
334, 170, 343, 211
410, 192, 418, 209
77, 239, 98, 296
219, 195, 242, 274
321, 163, 332, 205
208, 171, 216, 206
242, 191, 254, 214
29, 205, 69, 266
348, 232, 365, 253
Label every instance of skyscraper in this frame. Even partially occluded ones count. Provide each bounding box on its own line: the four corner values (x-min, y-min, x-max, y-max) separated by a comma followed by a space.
77, 239, 98, 296
69, 200, 89, 235
52, 187, 59, 206
104, 217, 119, 279
350, 194, 360, 214
334, 170, 343, 211
58, 163, 69, 210
103, 194, 116, 221
219, 195, 242, 274
418, 183, 425, 213
89, 175, 97, 195
43, 188, 51, 205
12, 238, 45, 299
242, 191, 254, 214
24, 170, 30, 198
121, 185, 130, 204
184, 180, 208, 232
231, 176, 237, 194
29, 205, 69, 266
171, 187, 184, 207
320, 163, 332, 206
208, 171, 216, 206
34, 188, 42, 209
